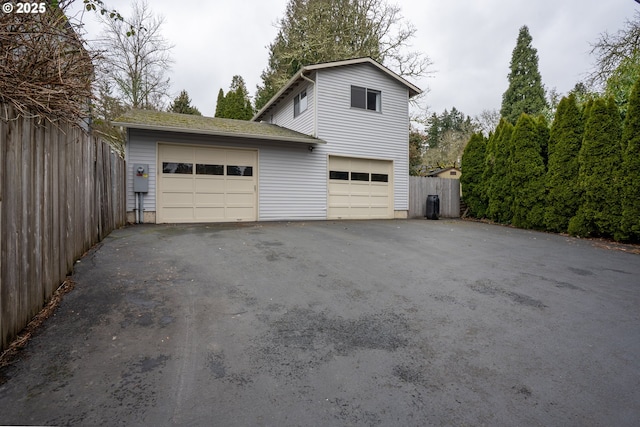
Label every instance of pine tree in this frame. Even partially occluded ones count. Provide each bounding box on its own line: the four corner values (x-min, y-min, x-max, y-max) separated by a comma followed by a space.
215, 88, 226, 118
500, 26, 547, 124
545, 95, 583, 233
215, 76, 254, 120
619, 76, 640, 241
568, 97, 623, 237
510, 114, 546, 229
460, 132, 487, 218
168, 90, 201, 115
485, 118, 515, 223
409, 130, 426, 176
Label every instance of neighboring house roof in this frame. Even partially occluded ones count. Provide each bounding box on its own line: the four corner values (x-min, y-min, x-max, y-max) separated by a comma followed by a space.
426, 167, 461, 177
253, 57, 422, 122
113, 109, 326, 145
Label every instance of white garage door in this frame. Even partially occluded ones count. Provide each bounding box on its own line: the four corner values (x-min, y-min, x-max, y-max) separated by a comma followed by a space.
157, 144, 257, 223
328, 156, 393, 219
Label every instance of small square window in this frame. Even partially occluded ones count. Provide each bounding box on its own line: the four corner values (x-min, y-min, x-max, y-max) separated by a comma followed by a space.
294, 89, 308, 117
351, 85, 380, 112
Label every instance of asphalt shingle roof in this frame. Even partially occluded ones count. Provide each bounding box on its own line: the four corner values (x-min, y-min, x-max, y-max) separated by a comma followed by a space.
113, 109, 324, 144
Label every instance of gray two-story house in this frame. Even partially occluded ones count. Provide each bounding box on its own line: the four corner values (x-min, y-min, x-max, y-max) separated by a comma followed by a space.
115, 57, 421, 223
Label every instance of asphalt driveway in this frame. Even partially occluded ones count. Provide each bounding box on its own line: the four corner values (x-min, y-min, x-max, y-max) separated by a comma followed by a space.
1, 219, 639, 426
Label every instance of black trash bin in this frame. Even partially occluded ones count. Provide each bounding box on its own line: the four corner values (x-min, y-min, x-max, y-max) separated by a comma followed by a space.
426, 194, 440, 220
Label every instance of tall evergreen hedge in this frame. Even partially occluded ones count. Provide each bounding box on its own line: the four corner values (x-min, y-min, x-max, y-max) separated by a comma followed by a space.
485, 119, 514, 223
536, 115, 550, 168
460, 132, 487, 217
619, 77, 640, 241
568, 97, 623, 237
510, 114, 547, 229
545, 95, 583, 232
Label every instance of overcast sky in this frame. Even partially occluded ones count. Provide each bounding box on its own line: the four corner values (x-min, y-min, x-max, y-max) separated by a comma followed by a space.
70, 0, 638, 122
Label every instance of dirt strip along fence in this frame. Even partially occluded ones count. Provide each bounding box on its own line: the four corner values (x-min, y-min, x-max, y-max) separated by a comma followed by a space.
409, 176, 461, 218
1, 105, 126, 352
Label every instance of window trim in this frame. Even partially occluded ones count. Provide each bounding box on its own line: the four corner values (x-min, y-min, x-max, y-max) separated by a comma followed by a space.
294, 88, 308, 117
350, 85, 381, 112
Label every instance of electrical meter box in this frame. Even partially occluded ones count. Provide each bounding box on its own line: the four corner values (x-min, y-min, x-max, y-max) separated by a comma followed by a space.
133, 164, 149, 192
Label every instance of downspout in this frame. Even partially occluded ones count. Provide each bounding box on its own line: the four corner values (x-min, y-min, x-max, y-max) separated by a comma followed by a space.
300, 71, 317, 138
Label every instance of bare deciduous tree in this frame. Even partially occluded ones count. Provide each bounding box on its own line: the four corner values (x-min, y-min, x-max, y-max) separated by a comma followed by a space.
473, 109, 501, 137
422, 129, 472, 170
0, 2, 95, 121
587, 11, 640, 89
95, 0, 173, 110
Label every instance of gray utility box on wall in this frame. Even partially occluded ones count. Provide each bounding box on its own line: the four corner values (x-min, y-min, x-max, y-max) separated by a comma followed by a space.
133, 164, 149, 193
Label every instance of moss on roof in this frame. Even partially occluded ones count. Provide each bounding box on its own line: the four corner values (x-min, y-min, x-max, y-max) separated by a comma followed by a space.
113, 109, 324, 144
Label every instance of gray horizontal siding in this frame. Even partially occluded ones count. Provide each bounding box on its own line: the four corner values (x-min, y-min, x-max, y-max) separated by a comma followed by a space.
316, 65, 410, 210
271, 79, 315, 136
125, 129, 327, 221
259, 144, 326, 221
126, 130, 157, 212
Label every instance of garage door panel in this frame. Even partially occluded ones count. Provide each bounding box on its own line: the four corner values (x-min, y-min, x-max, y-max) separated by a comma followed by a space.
158, 144, 257, 223
195, 193, 224, 205
329, 156, 351, 170
328, 156, 393, 220
226, 179, 254, 192
161, 146, 193, 163
226, 193, 255, 205
162, 207, 195, 221
195, 147, 224, 161
225, 206, 255, 220
194, 207, 226, 221
162, 191, 194, 205
162, 177, 194, 191
195, 177, 224, 191
370, 185, 389, 196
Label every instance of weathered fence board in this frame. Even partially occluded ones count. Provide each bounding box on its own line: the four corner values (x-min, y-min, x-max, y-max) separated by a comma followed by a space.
409, 176, 461, 218
1, 105, 126, 351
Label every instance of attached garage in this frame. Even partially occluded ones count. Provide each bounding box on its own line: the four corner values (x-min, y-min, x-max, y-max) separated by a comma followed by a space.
328, 156, 393, 219
157, 144, 257, 223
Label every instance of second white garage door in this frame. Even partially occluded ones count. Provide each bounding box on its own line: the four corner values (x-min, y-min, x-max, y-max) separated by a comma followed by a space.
157, 144, 257, 223
327, 156, 393, 219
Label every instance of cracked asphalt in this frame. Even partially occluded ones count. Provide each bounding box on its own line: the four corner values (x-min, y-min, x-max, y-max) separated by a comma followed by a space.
1, 219, 639, 426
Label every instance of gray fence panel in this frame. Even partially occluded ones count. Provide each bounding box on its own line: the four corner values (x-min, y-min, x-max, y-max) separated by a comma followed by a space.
409, 176, 460, 218
0, 105, 126, 351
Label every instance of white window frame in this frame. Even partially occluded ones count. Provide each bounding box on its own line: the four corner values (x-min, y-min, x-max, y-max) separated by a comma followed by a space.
351, 85, 381, 112
294, 88, 308, 117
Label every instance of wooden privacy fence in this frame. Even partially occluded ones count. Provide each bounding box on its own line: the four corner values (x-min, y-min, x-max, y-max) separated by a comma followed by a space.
409, 176, 461, 218
0, 105, 126, 351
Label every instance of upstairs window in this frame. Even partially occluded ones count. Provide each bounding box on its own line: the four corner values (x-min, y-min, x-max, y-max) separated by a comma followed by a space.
351, 85, 381, 112
294, 89, 308, 117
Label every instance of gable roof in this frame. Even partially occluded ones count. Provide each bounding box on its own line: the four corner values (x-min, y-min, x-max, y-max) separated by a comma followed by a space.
252, 57, 422, 122
113, 109, 325, 144
426, 167, 461, 177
